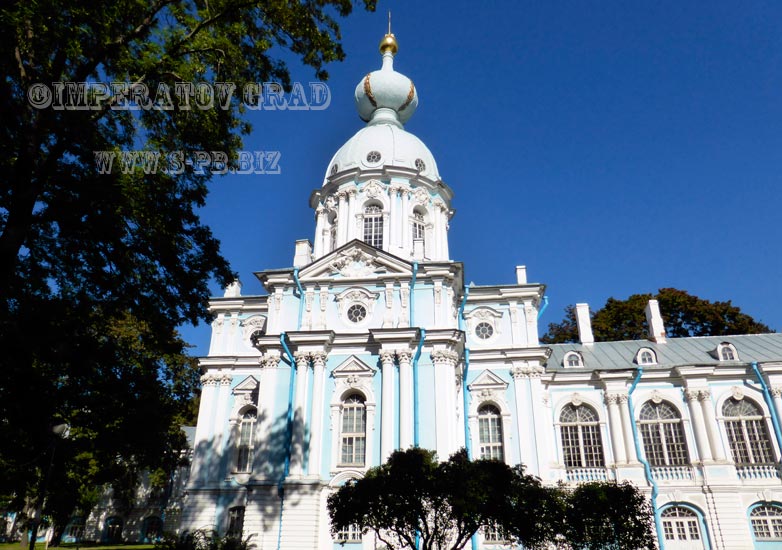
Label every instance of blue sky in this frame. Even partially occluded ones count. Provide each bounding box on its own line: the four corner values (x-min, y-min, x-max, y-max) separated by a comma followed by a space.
180, 0, 782, 355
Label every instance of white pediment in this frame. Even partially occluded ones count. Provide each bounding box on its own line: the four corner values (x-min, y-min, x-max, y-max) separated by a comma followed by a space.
233, 375, 259, 393
299, 240, 412, 280
332, 355, 377, 378
468, 369, 508, 392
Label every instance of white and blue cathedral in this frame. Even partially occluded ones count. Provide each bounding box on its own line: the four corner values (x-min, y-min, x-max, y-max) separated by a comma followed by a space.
178, 32, 782, 550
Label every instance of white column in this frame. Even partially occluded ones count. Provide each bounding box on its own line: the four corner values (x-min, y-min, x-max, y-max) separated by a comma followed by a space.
619, 394, 638, 462
213, 374, 233, 468
442, 207, 450, 260
528, 367, 550, 478
685, 389, 713, 462
290, 352, 310, 477
380, 350, 395, 461
313, 206, 326, 258
388, 186, 398, 250
192, 375, 219, 483
401, 189, 410, 255
432, 351, 458, 457
398, 349, 413, 450
772, 387, 782, 431
308, 351, 327, 477
511, 366, 539, 474
336, 191, 348, 246
346, 188, 357, 241
431, 203, 442, 260
605, 393, 628, 464
699, 389, 726, 461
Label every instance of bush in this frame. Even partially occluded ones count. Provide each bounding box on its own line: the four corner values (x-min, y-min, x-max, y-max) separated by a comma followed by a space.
154, 530, 254, 550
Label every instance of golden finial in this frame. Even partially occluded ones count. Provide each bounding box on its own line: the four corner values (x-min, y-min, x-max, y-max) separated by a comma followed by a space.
379, 10, 398, 55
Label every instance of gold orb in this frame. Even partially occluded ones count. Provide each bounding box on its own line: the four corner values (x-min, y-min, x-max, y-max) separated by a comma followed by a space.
379, 33, 398, 55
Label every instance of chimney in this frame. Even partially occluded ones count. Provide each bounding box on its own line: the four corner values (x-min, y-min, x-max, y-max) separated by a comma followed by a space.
293, 239, 312, 267
645, 299, 667, 343
516, 265, 527, 284
575, 303, 594, 344
224, 279, 242, 297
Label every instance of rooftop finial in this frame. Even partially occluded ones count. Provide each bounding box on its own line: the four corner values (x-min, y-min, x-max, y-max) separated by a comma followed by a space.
379, 11, 398, 56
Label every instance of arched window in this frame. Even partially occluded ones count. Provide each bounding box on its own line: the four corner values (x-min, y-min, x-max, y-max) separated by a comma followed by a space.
340, 394, 367, 466
560, 404, 604, 468
637, 348, 657, 365
478, 404, 504, 461
64, 517, 85, 541
564, 351, 583, 368
236, 409, 256, 473
141, 516, 163, 542
751, 504, 782, 540
412, 210, 425, 245
661, 507, 702, 544
723, 398, 774, 465
718, 343, 738, 361
363, 204, 383, 248
103, 516, 123, 544
226, 506, 245, 538
638, 401, 689, 466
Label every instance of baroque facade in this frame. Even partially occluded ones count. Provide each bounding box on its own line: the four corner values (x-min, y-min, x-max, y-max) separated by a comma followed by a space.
180, 32, 782, 550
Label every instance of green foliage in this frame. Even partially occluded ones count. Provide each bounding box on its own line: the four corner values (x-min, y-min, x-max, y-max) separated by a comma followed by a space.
155, 530, 254, 550
563, 482, 656, 550
0, 0, 374, 538
542, 288, 772, 343
327, 448, 654, 550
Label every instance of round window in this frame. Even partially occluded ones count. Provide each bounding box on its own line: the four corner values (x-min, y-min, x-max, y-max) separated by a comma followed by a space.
347, 304, 367, 323
415, 158, 426, 171
366, 150, 382, 164
331, 164, 338, 175
475, 322, 494, 340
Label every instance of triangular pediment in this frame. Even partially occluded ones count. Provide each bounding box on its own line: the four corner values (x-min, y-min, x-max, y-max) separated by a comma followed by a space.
332, 355, 377, 378
233, 375, 259, 393
299, 240, 413, 281
468, 369, 508, 392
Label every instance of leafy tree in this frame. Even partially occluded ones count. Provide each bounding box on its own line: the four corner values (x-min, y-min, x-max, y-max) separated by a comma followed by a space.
563, 482, 655, 550
0, 0, 374, 539
327, 448, 654, 550
542, 288, 772, 343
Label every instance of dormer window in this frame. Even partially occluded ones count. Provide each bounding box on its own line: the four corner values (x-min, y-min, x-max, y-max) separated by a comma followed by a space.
718, 342, 738, 361
636, 348, 657, 365
564, 351, 584, 368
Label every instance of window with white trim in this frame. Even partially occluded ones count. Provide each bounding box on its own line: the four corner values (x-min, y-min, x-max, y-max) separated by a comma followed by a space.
638, 401, 689, 466
718, 343, 738, 361
478, 404, 504, 461
723, 397, 774, 465
661, 507, 701, 543
334, 523, 362, 543
236, 409, 256, 473
751, 504, 782, 540
226, 506, 245, 539
340, 394, 367, 466
560, 403, 604, 468
363, 204, 383, 248
564, 351, 583, 368
412, 210, 425, 243
637, 348, 657, 365
483, 522, 510, 544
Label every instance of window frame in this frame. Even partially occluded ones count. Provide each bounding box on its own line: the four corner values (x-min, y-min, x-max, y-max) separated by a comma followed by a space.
362, 204, 384, 248
660, 506, 703, 543
226, 506, 245, 539
559, 403, 605, 469
636, 347, 657, 365
563, 351, 584, 368
637, 400, 690, 467
721, 397, 776, 466
718, 342, 739, 362
477, 404, 505, 461
235, 408, 257, 473
750, 503, 782, 541
339, 393, 368, 467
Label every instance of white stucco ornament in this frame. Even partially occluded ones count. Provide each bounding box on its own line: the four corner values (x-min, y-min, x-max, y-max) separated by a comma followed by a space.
329, 248, 380, 278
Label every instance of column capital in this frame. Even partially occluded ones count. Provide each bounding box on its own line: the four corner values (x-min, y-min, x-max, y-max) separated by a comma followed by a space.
311, 351, 328, 368
260, 351, 281, 369
294, 351, 310, 369
380, 350, 396, 365
771, 387, 782, 398
431, 349, 459, 366
396, 349, 414, 363
604, 392, 623, 405
510, 365, 544, 379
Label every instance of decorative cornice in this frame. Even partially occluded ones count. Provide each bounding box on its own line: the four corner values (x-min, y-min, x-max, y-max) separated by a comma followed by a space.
510, 365, 545, 379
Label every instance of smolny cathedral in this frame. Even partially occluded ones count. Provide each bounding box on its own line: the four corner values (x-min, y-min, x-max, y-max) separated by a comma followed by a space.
173, 32, 782, 550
